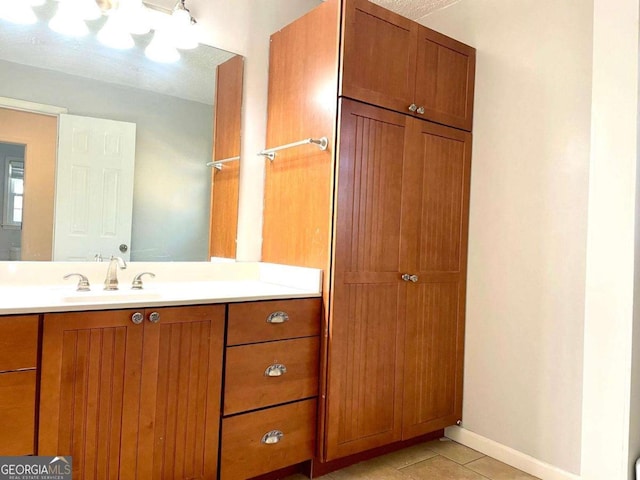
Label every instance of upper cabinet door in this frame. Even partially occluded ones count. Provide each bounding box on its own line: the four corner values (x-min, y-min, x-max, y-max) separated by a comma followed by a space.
414, 26, 476, 131
340, 0, 418, 115
340, 0, 476, 131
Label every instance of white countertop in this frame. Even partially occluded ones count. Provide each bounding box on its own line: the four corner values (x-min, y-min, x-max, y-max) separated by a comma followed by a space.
0, 262, 322, 315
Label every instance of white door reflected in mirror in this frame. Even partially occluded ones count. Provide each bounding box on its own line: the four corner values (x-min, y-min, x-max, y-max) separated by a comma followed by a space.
53, 114, 136, 261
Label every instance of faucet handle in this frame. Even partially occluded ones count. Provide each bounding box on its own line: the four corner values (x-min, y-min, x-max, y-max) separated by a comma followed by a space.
131, 272, 156, 290
63, 273, 91, 292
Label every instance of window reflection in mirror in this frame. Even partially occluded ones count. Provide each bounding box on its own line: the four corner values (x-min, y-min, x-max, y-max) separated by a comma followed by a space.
0, 144, 25, 260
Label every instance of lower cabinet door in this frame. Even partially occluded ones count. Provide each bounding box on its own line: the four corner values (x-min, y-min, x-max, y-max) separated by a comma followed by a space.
39, 305, 225, 480
0, 370, 36, 455
221, 399, 317, 480
39, 309, 146, 480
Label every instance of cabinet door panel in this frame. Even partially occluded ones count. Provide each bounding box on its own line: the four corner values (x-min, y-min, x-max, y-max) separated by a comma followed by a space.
39, 310, 143, 480
414, 27, 476, 131
141, 305, 224, 480
401, 119, 471, 438
341, 0, 417, 115
326, 100, 407, 460
0, 371, 36, 455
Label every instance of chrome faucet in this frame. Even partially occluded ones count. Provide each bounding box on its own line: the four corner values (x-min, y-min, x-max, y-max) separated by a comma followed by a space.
104, 256, 127, 290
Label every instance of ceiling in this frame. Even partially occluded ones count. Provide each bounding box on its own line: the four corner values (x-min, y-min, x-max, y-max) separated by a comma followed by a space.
370, 0, 461, 21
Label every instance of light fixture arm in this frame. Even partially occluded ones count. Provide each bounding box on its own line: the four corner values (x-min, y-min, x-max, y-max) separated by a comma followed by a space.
174, 0, 197, 25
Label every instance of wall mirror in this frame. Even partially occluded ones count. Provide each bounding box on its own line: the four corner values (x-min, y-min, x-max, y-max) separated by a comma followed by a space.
0, 0, 243, 262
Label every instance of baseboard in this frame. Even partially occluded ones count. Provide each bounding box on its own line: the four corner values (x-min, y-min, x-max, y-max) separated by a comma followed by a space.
444, 426, 581, 480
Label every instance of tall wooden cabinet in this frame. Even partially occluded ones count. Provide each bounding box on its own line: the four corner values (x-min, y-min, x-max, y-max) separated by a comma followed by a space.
39, 305, 224, 480
262, 0, 475, 464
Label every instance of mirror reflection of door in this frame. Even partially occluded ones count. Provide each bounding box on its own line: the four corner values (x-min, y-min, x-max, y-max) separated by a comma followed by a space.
53, 114, 136, 261
0, 107, 57, 261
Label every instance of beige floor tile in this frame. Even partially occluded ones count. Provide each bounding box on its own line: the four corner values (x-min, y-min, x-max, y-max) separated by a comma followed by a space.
465, 457, 540, 479
400, 455, 487, 480
327, 458, 410, 480
423, 439, 485, 465
370, 443, 439, 469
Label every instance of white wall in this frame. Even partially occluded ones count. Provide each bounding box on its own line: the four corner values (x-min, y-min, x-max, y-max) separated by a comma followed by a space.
421, 0, 593, 475
582, 1, 640, 478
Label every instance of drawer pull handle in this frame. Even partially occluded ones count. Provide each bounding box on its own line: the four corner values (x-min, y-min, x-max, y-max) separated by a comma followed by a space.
131, 312, 144, 325
261, 430, 284, 445
264, 364, 287, 377
266, 311, 289, 324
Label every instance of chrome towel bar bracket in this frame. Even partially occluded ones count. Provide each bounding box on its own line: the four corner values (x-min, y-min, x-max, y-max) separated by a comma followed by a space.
259, 137, 329, 161
206, 155, 241, 170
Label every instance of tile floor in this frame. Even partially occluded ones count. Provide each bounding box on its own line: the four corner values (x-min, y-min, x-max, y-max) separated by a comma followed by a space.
285, 439, 539, 480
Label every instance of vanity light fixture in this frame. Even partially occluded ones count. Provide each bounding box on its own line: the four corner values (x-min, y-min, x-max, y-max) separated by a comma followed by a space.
49, 0, 102, 37
144, 14, 179, 63
170, 0, 197, 50
0, 0, 200, 63
144, 0, 199, 63
97, 9, 135, 49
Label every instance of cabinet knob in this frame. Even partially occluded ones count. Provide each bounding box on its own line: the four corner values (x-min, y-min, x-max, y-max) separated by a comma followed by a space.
408, 103, 418, 112
266, 311, 289, 324
264, 364, 288, 377
148, 311, 160, 323
417, 106, 425, 115
401, 274, 419, 283
131, 312, 144, 325
261, 430, 284, 445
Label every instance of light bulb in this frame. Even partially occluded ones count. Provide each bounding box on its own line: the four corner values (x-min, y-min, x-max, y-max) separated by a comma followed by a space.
49, 1, 89, 36
119, 0, 150, 35
0, 1, 37, 24
97, 12, 134, 49
169, 6, 198, 50
145, 30, 179, 63
78, 0, 101, 21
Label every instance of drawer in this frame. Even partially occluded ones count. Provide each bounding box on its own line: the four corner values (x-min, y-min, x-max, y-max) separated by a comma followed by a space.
221, 399, 316, 480
227, 298, 321, 345
0, 315, 38, 372
0, 371, 36, 455
224, 337, 319, 415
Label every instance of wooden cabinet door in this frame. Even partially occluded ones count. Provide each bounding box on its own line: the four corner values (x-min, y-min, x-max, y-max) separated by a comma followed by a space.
39, 309, 144, 480
141, 305, 224, 480
340, 0, 417, 116
325, 100, 408, 460
40, 306, 225, 480
400, 118, 471, 439
414, 26, 476, 131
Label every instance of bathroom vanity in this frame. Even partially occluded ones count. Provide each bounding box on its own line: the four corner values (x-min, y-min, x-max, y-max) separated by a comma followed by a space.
0, 261, 322, 480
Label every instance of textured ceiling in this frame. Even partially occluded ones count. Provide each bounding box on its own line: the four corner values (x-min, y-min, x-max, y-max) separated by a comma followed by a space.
370, 0, 462, 21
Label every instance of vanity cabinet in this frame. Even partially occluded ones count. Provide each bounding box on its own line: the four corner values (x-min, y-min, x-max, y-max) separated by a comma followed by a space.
341, 0, 475, 131
0, 315, 39, 455
221, 298, 321, 480
39, 305, 224, 480
262, 0, 474, 465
